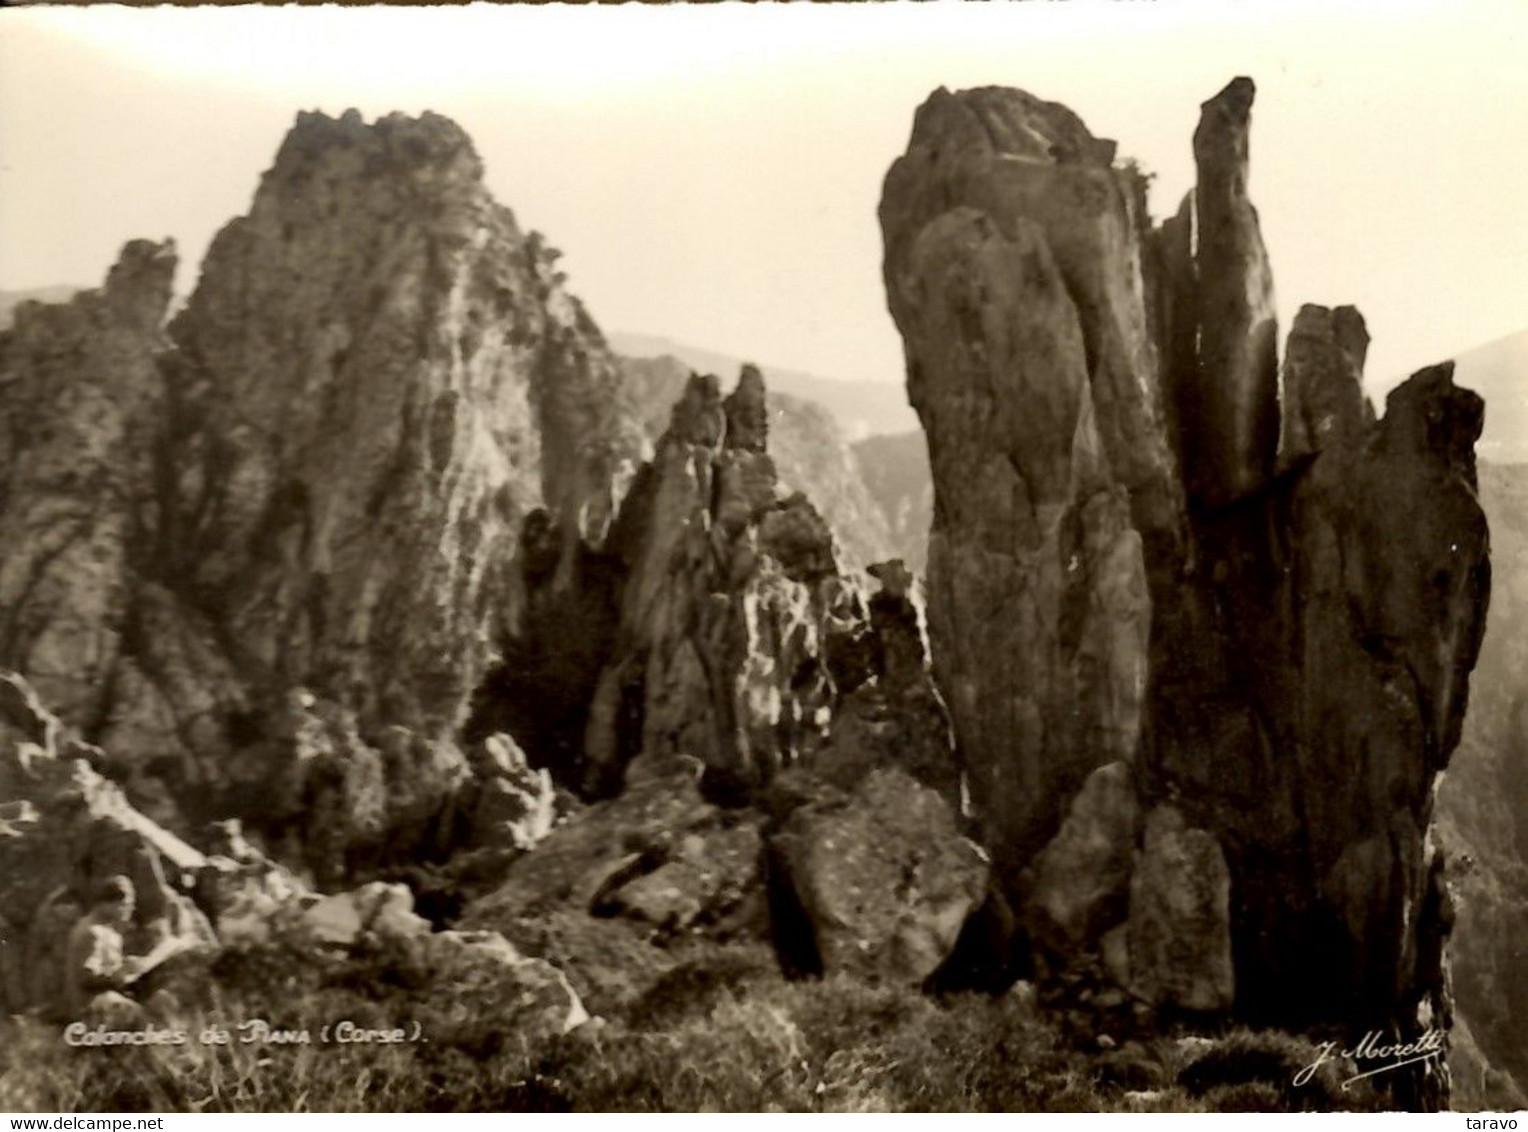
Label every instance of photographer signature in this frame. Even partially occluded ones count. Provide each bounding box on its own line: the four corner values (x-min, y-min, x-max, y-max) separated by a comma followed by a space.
1293, 1029, 1445, 1090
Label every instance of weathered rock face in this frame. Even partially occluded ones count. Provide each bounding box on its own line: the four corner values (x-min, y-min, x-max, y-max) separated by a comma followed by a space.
0, 110, 642, 879
880, 75, 1490, 1067
463, 497, 972, 1004
471, 362, 880, 801
1158, 362, 1488, 1038
580, 369, 861, 797
0, 242, 175, 727
768, 766, 987, 985
150, 108, 640, 793
1122, 807, 1234, 1014
880, 84, 1159, 881
1278, 304, 1374, 469
617, 352, 899, 572
881, 87, 1182, 538
1168, 77, 1282, 509
1154, 89, 1487, 1046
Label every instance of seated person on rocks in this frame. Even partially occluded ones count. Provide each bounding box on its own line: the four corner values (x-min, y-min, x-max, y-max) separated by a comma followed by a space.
64, 875, 164, 1017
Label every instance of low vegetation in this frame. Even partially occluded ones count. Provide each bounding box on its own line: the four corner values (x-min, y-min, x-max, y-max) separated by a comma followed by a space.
1, 942, 1392, 1113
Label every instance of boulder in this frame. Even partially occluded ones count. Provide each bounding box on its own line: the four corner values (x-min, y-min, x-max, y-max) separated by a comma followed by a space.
465, 759, 730, 922
399, 929, 590, 1039
1027, 761, 1141, 953
461, 757, 767, 1010
1125, 807, 1234, 1014
768, 767, 988, 984
462, 733, 556, 851
298, 881, 431, 947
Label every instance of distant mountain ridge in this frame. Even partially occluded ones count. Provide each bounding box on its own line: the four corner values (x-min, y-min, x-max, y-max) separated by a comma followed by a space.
1453, 330, 1528, 463
607, 330, 919, 441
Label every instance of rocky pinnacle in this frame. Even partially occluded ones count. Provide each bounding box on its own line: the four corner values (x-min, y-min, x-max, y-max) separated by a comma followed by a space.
880, 76, 1489, 1086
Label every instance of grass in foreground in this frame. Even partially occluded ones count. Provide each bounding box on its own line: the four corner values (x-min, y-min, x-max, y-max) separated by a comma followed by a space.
0, 942, 1391, 1113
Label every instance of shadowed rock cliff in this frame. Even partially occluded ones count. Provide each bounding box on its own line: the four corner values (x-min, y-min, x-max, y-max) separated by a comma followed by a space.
880, 76, 1490, 1100
0, 242, 176, 730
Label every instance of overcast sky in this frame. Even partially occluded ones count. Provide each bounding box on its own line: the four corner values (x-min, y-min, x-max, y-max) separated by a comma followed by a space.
1, 0, 1524, 397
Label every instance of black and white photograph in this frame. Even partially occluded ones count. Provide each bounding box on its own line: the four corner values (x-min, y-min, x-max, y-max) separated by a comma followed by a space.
0, 0, 1524, 1115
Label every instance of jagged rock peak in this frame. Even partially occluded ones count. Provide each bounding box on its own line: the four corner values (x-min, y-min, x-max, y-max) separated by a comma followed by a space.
4, 238, 177, 337
724, 363, 769, 452
883, 78, 1181, 541
1195, 77, 1256, 162
658, 365, 771, 453
1380, 361, 1484, 470
882, 77, 1490, 1085
906, 85, 1118, 165
880, 77, 1161, 880
270, 108, 485, 188
1174, 72, 1281, 508
1193, 76, 1258, 205
665, 372, 726, 448
1278, 302, 1374, 467
102, 239, 178, 329
161, 100, 642, 740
